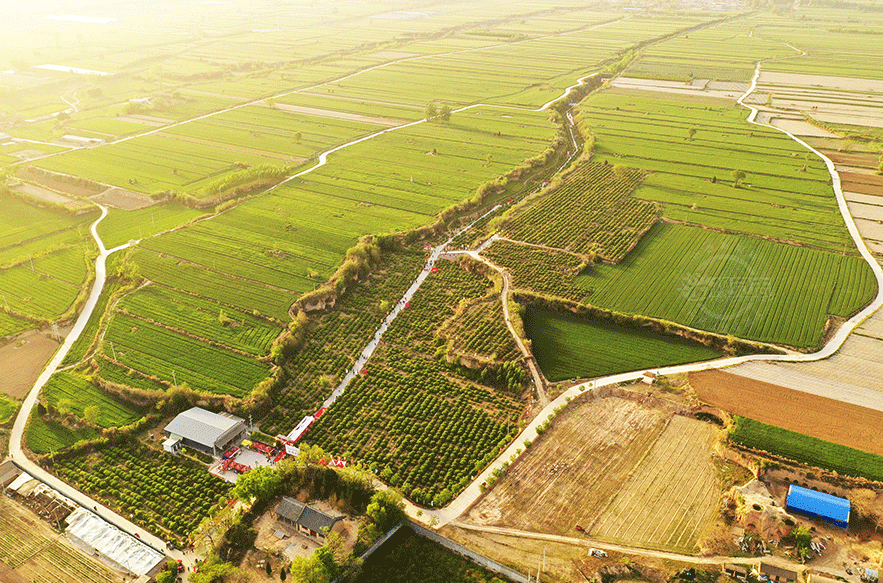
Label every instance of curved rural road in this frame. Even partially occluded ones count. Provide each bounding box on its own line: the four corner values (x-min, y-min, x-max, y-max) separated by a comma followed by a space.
6, 207, 188, 567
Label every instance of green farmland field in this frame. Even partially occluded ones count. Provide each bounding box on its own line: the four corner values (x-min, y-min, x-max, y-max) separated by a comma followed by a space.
42, 372, 143, 428
573, 223, 876, 348
523, 306, 722, 381
576, 88, 853, 252
0, 394, 17, 424
731, 416, 883, 482
117, 285, 281, 356
103, 313, 272, 397
27, 413, 99, 454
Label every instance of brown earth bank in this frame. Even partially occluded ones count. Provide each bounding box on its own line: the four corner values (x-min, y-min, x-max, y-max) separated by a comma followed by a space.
0, 329, 58, 399
689, 369, 883, 456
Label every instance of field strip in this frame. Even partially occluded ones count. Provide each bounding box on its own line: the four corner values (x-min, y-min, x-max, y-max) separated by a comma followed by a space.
13, 16, 629, 169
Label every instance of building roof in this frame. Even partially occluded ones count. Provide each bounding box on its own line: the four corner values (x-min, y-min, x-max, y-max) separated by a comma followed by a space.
0, 460, 20, 487
786, 485, 850, 524
164, 407, 245, 449
760, 562, 799, 581
276, 497, 341, 534
66, 507, 165, 576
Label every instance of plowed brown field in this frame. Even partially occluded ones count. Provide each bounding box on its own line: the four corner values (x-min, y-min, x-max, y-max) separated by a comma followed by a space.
690, 369, 883, 456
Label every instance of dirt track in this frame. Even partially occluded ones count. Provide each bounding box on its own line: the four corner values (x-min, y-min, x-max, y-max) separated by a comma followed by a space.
690, 369, 883, 456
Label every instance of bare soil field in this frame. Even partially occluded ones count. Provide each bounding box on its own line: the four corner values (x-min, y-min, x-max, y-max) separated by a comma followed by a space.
588, 415, 719, 553
611, 76, 744, 100
823, 151, 879, 168
0, 330, 58, 399
840, 172, 883, 196
11, 182, 83, 208
463, 391, 723, 553
690, 369, 883, 456
89, 187, 155, 210
769, 117, 838, 137
0, 496, 123, 583
18, 167, 103, 197
758, 71, 883, 93
266, 102, 405, 127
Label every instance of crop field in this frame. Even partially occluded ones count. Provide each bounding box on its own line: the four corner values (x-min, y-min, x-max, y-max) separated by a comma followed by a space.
690, 369, 883, 457
730, 416, 883, 483
41, 372, 143, 428
753, 8, 883, 80
440, 296, 520, 363
590, 415, 719, 552
465, 393, 721, 553
483, 240, 587, 302
260, 248, 428, 437
304, 15, 715, 110
355, 527, 504, 583
576, 88, 855, 252
117, 285, 281, 356
0, 496, 123, 583
624, 24, 796, 83
501, 162, 656, 262
306, 260, 522, 505
523, 307, 722, 381
96, 358, 169, 393
0, 393, 17, 424
0, 196, 98, 328
131, 249, 296, 321
61, 280, 122, 367
96, 203, 206, 250
571, 222, 876, 348
52, 444, 231, 540
26, 413, 99, 454
102, 313, 271, 397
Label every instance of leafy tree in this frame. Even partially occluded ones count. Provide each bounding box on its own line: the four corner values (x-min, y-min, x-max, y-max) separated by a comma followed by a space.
156, 569, 176, 583
84, 406, 100, 425
732, 169, 746, 188
293, 131, 302, 143
366, 489, 406, 532
232, 465, 281, 502
190, 555, 236, 583
438, 104, 452, 122
424, 103, 437, 121
791, 526, 812, 562
266, 560, 272, 576
687, 127, 697, 140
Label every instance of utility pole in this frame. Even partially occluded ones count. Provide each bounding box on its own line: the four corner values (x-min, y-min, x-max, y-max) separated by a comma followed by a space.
29, 254, 34, 271
172, 370, 177, 387
1, 295, 9, 312
543, 547, 546, 573
110, 342, 117, 361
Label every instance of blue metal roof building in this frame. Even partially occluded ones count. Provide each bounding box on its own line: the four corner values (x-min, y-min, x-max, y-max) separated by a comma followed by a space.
785, 484, 850, 529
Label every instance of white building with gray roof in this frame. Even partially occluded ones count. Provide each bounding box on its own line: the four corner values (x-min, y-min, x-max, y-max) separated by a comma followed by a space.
163, 407, 247, 457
